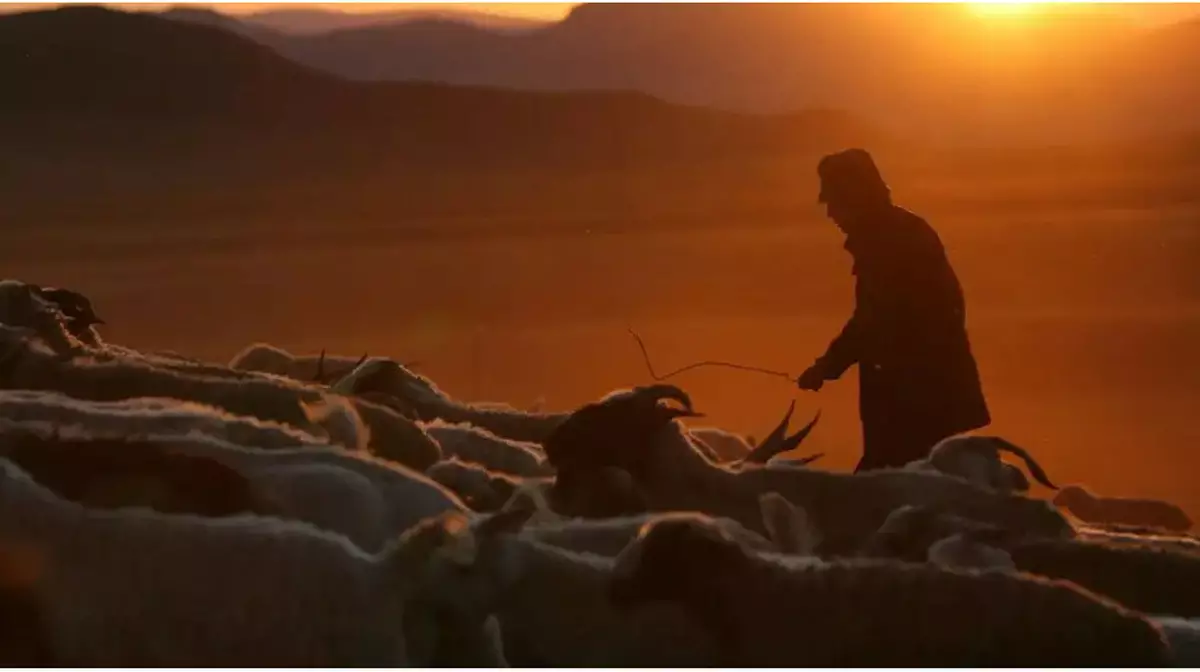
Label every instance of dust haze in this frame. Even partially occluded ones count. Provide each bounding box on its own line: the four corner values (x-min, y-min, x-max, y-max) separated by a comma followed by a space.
5, 149, 1198, 516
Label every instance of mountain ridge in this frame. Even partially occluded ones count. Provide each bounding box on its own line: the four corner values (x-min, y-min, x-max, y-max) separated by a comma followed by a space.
157, 2, 1200, 144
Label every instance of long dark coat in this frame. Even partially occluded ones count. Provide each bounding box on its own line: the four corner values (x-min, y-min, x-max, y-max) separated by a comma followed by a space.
816, 206, 990, 471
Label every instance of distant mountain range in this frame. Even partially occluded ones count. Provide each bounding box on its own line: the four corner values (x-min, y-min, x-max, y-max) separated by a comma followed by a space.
237, 6, 547, 35
0, 5, 885, 225
159, 5, 545, 39
157, 2, 1200, 144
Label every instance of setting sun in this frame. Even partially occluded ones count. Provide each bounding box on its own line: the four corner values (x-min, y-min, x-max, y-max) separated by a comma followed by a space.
969, 1, 1040, 17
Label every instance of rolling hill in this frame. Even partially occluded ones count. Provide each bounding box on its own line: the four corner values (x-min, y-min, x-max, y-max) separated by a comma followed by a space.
0, 5, 884, 227
0, 6, 881, 151
161, 2, 1200, 144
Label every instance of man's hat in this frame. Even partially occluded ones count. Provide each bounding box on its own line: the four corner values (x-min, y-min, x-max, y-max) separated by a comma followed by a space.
817, 148, 890, 204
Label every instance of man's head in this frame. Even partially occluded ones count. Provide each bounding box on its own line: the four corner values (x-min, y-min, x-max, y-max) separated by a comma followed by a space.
817, 148, 891, 231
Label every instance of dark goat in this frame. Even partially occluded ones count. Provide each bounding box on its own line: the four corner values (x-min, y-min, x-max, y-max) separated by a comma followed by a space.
543, 383, 1072, 555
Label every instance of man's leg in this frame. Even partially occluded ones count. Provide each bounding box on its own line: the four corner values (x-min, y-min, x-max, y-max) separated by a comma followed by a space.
854, 418, 949, 473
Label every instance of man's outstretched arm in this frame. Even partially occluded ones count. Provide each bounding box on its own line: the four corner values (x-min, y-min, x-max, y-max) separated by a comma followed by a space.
816, 313, 860, 380
798, 310, 861, 391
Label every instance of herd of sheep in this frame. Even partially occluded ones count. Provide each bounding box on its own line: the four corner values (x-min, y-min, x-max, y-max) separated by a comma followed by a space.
0, 276, 1198, 666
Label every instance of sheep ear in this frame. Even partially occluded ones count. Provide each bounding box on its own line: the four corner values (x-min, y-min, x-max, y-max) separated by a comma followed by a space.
478, 496, 538, 539
392, 511, 475, 573
759, 492, 821, 555
313, 349, 327, 383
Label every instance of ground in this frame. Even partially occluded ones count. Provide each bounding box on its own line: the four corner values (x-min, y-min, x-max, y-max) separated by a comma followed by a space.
4, 160, 1199, 521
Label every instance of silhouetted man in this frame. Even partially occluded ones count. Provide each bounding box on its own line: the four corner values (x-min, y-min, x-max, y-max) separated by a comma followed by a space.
796, 149, 990, 472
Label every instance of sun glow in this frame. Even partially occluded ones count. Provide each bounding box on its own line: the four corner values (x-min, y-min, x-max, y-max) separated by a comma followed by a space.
969, 2, 1040, 17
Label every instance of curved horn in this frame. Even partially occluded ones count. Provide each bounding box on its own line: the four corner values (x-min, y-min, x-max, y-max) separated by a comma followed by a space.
313, 349, 328, 383
329, 352, 372, 391
653, 406, 705, 423
778, 409, 821, 455
990, 437, 1058, 490
342, 352, 370, 379
745, 400, 796, 464
786, 452, 825, 466
633, 383, 695, 411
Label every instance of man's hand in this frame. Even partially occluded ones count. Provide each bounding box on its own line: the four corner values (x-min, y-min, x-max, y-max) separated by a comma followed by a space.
796, 363, 826, 391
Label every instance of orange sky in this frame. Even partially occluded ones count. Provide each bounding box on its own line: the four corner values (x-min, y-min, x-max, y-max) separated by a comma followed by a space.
0, 2, 1196, 25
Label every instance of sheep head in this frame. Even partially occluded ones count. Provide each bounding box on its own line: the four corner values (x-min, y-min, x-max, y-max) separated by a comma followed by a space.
609, 513, 752, 614
1052, 484, 1095, 515
926, 532, 1017, 572
859, 503, 1016, 563
0, 281, 79, 354
31, 286, 105, 333
758, 492, 822, 556
312, 349, 369, 385
425, 458, 514, 512
388, 505, 533, 667
1001, 463, 1031, 494
542, 383, 702, 474
541, 384, 701, 517
396, 495, 541, 624
739, 400, 822, 466
330, 358, 448, 416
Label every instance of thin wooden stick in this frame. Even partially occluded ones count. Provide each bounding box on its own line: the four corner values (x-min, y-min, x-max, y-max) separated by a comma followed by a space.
627, 328, 797, 383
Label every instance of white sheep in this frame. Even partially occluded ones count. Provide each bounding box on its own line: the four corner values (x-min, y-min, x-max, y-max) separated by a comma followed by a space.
0, 330, 441, 470
927, 532, 1019, 571
0, 389, 358, 451
606, 513, 1173, 667
904, 434, 1058, 494
0, 423, 276, 519
0, 418, 466, 553
403, 491, 822, 666
421, 419, 552, 477
1055, 484, 1193, 533
0, 327, 366, 450
1151, 616, 1200, 666
861, 503, 1200, 619
519, 491, 820, 559
423, 456, 648, 524
1075, 525, 1200, 554
0, 457, 498, 666
425, 456, 532, 512
229, 342, 370, 383
329, 358, 567, 443
1, 281, 288, 383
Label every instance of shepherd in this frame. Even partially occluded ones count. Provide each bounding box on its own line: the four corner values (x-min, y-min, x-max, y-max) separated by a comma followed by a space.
796, 148, 991, 472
